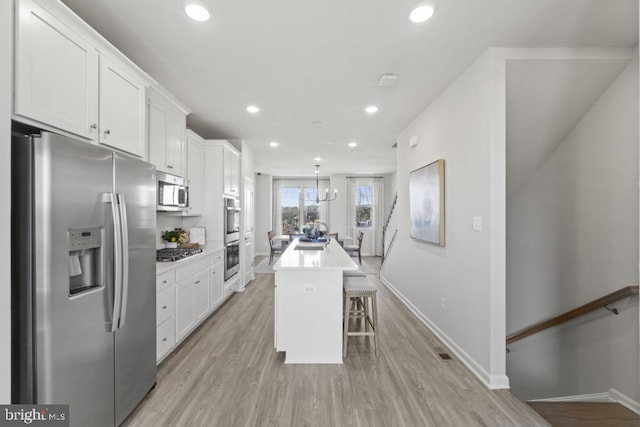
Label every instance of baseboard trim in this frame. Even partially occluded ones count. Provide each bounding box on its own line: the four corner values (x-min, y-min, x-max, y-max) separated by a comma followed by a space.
379, 273, 508, 390
529, 392, 611, 403
610, 388, 640, 415
529, 389, 640, 415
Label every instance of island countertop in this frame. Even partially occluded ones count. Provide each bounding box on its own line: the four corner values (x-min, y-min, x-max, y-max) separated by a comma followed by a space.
273, 238, 359, 271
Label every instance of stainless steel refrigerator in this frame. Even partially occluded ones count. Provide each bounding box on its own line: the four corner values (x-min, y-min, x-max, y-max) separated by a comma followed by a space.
12, 130, 157, 426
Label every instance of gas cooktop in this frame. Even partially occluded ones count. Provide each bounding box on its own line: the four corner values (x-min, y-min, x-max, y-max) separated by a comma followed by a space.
156, 247, 203, 262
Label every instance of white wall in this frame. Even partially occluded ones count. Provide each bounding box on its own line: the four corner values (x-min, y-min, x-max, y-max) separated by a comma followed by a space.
506, 59, 639, 403
380, 50, 509, 388
329, 174, 348, 237
254, 173, 273, 255
0, 0, 12, 403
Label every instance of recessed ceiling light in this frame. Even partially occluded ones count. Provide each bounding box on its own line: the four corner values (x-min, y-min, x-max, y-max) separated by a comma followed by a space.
409, 3, 435, 23
365, 105, 379, 114
269, 141, 279, 147
314, 157, 322, 162
184, 2, 211, 22
246, 105, 260, 114
348, 141, 357, 148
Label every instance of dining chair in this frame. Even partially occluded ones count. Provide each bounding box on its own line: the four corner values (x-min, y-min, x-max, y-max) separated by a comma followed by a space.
327, 232, 339, 244
343, 231, 364, 265
268, 231, 284, 264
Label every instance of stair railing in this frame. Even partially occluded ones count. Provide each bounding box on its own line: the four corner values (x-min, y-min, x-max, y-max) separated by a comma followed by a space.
506, 285, 639, 346
381, 192, 398, 263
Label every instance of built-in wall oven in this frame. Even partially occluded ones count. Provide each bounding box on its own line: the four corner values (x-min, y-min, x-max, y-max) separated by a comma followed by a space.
224, 196, 241, 280
224, 197, 240, 243
224, 241, 240, 280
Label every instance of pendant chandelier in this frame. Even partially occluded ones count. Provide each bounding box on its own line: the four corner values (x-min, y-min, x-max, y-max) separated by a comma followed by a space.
303, 164, 337, 203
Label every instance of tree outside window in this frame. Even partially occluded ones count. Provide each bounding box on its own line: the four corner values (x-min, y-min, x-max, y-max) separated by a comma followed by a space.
281, 187, 299, 233
303, 187, 320, 223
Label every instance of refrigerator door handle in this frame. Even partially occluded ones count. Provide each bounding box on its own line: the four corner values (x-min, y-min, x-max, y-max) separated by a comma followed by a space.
104, 192, 123, 333
117, 194, 129, 328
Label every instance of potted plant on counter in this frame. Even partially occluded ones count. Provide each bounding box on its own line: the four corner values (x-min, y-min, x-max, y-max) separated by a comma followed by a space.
161, 228, 188, 248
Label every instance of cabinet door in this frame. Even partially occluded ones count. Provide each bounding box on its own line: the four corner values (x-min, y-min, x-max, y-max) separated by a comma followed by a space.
223, 147, 240, 197
231, 150, 240, 196
194, 272, 210, 322
166, 115, 184, 176
186, 136, 204, 215
176, 279, 195, 341
15, 0, 99, 140
99, 55, 146, 157
156, 317, 176, 363
223, 147, 232, 196
210, 263, 224, 309
148, 102, 168, 173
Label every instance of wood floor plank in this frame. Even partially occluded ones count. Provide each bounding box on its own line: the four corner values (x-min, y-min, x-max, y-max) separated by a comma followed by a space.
123, 263, 549, 427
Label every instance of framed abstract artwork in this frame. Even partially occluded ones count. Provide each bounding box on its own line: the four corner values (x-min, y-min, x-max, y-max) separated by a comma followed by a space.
409, 159, 445, 246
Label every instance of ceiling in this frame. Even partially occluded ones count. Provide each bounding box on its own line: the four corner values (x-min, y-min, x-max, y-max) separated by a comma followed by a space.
59, 0, 638, 177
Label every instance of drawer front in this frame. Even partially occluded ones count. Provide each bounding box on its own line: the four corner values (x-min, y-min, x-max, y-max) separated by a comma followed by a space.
157, 285, 175, 326
156, 317, 176, 362
156, 270, 175, 290
211, 250, 224, 268
175, 256, 210, 282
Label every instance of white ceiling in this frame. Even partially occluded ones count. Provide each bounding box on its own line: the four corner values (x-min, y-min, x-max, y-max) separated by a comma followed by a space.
59, 0, 638, 176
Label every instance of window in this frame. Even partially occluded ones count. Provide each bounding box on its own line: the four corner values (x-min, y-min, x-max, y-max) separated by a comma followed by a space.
354, 185, 373, 227
303, 188, 320, 224
274, 180, 330, 234
280, 187, 300, 234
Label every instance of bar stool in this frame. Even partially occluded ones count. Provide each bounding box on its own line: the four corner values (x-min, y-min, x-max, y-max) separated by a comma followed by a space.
343, 276, 378, 357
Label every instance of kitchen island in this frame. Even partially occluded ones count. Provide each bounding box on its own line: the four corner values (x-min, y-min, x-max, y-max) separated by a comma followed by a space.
273, 237, 359, 363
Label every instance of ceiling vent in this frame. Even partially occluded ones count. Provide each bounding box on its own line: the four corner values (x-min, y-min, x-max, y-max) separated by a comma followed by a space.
378, 74, 398, 87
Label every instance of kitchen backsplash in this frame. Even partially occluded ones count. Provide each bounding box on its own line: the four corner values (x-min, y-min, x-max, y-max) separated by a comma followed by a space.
156, 213, 184, 249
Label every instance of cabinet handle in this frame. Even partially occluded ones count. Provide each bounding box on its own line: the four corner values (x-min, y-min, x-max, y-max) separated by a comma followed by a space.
104, 129, 111, 135
167, 165, 174, 169
195, 280, 200, 284
90, 123, 97, 131
162, 280, 167, 284
162, 305, 167, 309
162, 338, 167, 342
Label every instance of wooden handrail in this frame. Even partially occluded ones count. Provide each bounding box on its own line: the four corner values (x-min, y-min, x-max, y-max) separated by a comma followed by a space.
506, 285, 639, 345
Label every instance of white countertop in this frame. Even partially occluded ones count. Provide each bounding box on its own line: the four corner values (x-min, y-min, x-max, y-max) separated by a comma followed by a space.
155, 246, 223, 275
273, 238, 358, 271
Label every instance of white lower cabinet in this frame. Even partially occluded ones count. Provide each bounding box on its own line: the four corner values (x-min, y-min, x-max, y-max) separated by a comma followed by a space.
193, 272, 210, 322
156, 249, 231, 364
156, 314, 176, 362
175, 278, 195, 341
210, 250, 224, 309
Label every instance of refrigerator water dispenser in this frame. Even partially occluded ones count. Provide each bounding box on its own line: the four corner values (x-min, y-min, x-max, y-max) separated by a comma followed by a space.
68, 228, 103, 296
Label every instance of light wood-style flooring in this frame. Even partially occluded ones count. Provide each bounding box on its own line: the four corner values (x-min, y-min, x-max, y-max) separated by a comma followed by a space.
124, 263, 548, 426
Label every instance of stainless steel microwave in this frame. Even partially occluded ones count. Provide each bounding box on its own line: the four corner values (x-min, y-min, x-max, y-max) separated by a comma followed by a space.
157, 171, 189, 212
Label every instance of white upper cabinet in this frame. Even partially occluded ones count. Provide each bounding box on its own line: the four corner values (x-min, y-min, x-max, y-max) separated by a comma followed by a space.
98, 56, 146, 157
148, 87, 188, 177
14, 0, 150, 157
15, 0, 99, 140
185, 130, 204, 216
223, 145, 240, 197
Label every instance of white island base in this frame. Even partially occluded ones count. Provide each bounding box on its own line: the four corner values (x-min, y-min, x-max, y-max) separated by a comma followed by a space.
275, 270, 343, 363
273, 239, 358, 364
